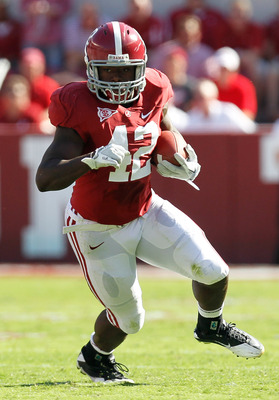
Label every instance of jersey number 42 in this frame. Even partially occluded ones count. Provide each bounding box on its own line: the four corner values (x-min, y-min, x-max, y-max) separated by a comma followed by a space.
108, 121, 159, 182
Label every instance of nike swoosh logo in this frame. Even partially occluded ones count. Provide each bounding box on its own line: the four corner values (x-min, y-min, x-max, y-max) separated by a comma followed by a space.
141, 110, 153, 119
89, 242, 104, 250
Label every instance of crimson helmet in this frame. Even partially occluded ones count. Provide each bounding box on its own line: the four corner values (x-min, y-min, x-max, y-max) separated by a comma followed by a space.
84, 21, 147, 104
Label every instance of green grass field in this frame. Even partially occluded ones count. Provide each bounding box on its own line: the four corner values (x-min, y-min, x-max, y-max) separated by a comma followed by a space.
0, 270, 278, 400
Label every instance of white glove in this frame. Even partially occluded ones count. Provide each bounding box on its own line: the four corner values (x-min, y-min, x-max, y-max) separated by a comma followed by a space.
81, 143, 129, 170
157, 143, 201, 182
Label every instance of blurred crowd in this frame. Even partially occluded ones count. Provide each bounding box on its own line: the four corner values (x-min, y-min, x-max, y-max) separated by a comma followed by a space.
1, 0, 279, 133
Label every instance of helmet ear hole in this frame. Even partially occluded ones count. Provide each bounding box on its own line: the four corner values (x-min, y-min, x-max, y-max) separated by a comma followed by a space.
84, 21, 147, 104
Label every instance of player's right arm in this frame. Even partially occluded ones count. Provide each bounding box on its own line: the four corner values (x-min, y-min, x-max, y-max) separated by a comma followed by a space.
36, 126, 92, 192
36, 126, 129, 192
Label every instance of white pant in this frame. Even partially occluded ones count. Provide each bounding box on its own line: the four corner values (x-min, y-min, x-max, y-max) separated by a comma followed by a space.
64, 192, 229, 334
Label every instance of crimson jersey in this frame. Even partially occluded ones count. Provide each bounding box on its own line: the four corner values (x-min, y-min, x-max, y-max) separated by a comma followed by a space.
49, 68, 173, 224
215, 73, 257, 117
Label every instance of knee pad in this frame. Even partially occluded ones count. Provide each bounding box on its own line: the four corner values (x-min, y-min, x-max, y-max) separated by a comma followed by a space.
119, 307, 145, 334
192, 258, 229, 285
107, 302, 145, 334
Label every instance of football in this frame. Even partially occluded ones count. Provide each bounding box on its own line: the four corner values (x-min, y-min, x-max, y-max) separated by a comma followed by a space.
152, 130, 188, 166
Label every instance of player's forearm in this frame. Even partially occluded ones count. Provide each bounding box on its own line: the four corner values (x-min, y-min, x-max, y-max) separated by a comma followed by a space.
36, 156, 90, 192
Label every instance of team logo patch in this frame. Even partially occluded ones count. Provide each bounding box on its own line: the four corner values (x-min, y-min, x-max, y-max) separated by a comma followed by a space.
97, 107, 118, 122
210, 321, 218, 330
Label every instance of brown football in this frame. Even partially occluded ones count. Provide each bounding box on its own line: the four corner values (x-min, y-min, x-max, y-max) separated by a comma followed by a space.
152, 130, 188, 166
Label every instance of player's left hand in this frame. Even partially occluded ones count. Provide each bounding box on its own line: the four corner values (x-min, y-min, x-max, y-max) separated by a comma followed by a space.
157, 143, 201, 182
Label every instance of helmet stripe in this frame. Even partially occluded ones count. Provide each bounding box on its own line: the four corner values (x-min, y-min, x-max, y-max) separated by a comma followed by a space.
112, 21, 122, 55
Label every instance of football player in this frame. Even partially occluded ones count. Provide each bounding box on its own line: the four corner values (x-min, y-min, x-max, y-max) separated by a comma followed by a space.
36, 21, 264, 384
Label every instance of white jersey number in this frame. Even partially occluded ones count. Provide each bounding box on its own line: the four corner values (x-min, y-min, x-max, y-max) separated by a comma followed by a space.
109, 121, 159, 182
